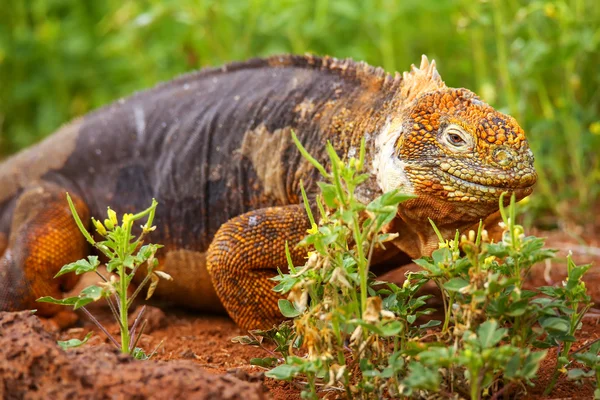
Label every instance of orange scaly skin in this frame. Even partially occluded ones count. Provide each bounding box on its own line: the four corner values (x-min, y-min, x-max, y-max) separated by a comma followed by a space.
0, 55, 536, 330
0, 183, 89, 327
207, 205, 309, 329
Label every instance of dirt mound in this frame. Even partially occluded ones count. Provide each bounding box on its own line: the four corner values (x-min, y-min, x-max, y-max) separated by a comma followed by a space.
0, 311, 267, 400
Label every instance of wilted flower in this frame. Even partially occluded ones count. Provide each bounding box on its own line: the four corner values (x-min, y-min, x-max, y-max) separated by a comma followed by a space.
288, 281, 309, 312
364, 296, 383, 323
327, 364, 346, 387
330, 267, 352, 288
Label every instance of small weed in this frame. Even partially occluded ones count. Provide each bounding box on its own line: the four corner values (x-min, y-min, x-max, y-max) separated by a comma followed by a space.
235, 135, 596, 398
568, 338, 600, 399
37, 195, 170, 358
539, 254, 593, 395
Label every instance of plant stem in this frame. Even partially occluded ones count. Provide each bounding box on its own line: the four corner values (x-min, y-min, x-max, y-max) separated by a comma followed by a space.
128, 272, 152, 309
80, 306, 120, 348
308, 372, 317, 399
106, 295, 124, 331
130, 319, 148, 352
544, 344, 562, 395
129, 305, 146, 342
440, 284, 452, 335
572, 337, 600, 355
353, 214, 367, 316
470, 367, 481, 400
120, 264, 130, 353
490, 382, 514, 400
95, 270, 124, 330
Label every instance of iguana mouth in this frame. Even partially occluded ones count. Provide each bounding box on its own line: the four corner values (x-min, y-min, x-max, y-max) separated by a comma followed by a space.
440, 170, 535, 202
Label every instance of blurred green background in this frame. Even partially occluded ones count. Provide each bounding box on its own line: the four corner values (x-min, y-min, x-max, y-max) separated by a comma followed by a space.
1, 0, 599, 223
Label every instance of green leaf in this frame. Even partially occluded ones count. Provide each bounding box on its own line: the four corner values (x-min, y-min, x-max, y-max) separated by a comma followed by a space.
486, 243, 510, 258
265, 364, 299, 380
318, 182, 338, 208
477, 320, 506, 348
380, 321, 403, 336
504, 352, 521, 379
367, 190, 415, 212
278, 299, 301, 318
132, 347, 150, 360
272, 276, 300, 293
106, 259, 121, 273
231, 335, 261, 346
506, 299, 530, 317
54, 256, 100, 278
418, 346, 455, 367
568, 368, 594, 380
81, 285, 105, 300
136, 245, 155, 261
540, 317, 570, 336
291, 130, 328, 178
444, 278, 469, 292
123, 255, 136, 269
413, 258, 440, 274
251, 357, 278, 368
72, 285, 108, 309
73, 297, 95, 310
66, 193, 96, 246
57, 332, 93, 350
573, 351, 599, 366
402, 362, 440, 390
340, 209, 354, 224
366, 190, 414, 231
37, 296, 79, 306
431, 248, 451, 266
520, 350, 547, 379
566, 260, 592, 291
419, 320, 442, 329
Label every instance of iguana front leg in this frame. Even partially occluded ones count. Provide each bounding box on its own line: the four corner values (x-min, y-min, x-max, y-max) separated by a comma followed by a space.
0, 183, 89, 326
207, 204, 310, 330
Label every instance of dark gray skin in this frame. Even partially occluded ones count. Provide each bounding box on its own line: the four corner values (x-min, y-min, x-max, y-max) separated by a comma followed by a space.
0, 56, 395, 251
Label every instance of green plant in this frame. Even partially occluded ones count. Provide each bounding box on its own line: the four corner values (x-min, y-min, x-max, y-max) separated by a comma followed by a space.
568, 339, 600, 399
538, 254, 593, 395
2, 0, 599, 220
37, 194, 169, 358
237, 133, 417, 398
234, 135, 595, 399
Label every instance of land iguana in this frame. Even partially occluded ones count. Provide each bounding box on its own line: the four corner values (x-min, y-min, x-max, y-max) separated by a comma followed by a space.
0, 55, 536, 330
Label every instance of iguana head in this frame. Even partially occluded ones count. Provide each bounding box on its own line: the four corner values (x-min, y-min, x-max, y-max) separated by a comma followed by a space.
373, 56, 536, 251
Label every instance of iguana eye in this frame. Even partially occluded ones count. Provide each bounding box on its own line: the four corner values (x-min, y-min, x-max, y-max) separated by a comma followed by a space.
448, 133, 465, 145
442, 125, 471, 151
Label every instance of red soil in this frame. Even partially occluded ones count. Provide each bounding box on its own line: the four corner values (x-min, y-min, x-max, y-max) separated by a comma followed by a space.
2, 230, 599, 399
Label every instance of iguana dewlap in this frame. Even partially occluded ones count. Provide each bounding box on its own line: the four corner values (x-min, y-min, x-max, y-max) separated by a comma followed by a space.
0, 55, 536, 329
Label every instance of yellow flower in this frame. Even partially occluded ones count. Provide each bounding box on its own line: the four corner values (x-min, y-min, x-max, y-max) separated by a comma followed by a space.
589, 122, 600, 135
307, 222, 319, 235
103, 218, 114, 230
122, 213, 133, 226
92, 218, 107, 236
107, 208, 118, 225
544, 3, 557, 19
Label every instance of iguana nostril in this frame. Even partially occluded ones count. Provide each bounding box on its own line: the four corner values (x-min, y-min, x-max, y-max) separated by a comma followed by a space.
519, 172, 537, 187
493, 146, 516, 167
